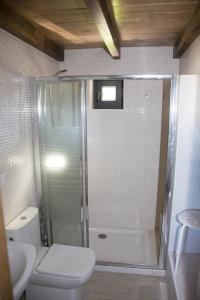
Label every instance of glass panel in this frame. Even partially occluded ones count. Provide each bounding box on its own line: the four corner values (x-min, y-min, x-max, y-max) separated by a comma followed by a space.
101, 86, 116, 101
38, 81, 83, 246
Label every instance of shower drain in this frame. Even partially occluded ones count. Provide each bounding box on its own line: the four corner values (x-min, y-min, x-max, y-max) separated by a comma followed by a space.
98, 233, 107, 239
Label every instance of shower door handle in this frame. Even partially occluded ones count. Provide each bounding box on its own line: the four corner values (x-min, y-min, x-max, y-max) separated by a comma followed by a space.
81, 205, 89, 222
165, 178, 171, 197
81, 206, 84, 223
86, 205, 89, 221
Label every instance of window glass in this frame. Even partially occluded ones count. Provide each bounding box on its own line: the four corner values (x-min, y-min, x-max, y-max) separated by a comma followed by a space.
93, 80, 123, 109
101, 86, 116, 101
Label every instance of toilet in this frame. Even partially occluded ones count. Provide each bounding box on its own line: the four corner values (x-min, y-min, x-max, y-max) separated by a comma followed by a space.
6, 207, 95, 300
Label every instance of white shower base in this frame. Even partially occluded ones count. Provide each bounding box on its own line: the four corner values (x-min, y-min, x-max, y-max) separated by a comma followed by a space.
89, 227, 158, 267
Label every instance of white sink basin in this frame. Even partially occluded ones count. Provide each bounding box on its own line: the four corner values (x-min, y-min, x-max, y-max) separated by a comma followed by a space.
7, 242, 36, 300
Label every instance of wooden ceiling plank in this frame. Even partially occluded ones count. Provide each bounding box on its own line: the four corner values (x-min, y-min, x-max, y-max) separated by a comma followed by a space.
112, 0, 198, 6
11, 8, 84, 44
173, 2, 200, 58
113, 3, 197, 15
1, 0, 197, 52
0, 1, 64, 61
84, 0, 120, 58
4, 0, 86, 12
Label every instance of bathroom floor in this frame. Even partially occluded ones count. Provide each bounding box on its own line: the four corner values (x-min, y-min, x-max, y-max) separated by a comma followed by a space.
170, 252, 200, 300
82, 271, 168, 300
89, 228, 158, 266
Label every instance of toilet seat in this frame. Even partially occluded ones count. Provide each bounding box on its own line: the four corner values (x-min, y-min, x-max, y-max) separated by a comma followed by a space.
6, 206, 95, 300
37, 244, 95, 279
29, 244, 95, 289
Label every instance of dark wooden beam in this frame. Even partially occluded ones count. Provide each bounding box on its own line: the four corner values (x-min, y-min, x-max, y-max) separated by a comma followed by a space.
84, 0, 120, 59
0, 1, 64, 61
173, 2, 200, 58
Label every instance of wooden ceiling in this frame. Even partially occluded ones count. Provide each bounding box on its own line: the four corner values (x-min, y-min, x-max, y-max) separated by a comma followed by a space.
0, 0, 199, 60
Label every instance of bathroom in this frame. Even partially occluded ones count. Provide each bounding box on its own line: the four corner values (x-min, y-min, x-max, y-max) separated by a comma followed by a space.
0, 1, 200, 300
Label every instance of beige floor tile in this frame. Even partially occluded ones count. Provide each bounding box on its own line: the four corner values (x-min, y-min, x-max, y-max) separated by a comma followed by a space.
172, 253, 200, 300
83, 271, 168, 300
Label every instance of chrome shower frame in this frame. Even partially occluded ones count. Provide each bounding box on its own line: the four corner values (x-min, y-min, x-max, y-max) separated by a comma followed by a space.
35, 74, 179, 270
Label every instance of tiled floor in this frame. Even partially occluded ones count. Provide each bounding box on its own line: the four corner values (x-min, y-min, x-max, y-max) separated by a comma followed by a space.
83, 271, 169, 300
170, 252, 200, 300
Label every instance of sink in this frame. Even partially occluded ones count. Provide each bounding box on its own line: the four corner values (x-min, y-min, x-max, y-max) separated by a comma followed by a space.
7, 242, 36, 300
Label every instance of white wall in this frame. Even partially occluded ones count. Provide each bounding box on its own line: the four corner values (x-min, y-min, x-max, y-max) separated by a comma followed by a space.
0, 29, 58, 224
59, 47, 179, 75
169, 76, 200, 253
0, 29, 58, 77
60, 47, 179, 230
179, 35, 200, 75
88, 79, 163, 230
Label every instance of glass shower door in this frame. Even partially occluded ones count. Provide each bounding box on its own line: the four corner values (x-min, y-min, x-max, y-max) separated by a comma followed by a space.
38, 80, 86, 247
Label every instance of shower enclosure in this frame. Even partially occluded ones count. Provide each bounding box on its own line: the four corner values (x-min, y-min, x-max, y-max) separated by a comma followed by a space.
36, 76, 177, 270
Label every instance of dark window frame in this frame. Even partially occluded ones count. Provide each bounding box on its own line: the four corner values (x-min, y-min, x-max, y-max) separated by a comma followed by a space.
93, 80, 123, 109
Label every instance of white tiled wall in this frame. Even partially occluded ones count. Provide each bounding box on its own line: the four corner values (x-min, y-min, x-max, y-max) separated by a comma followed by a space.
0, 29, 58, 77
0, 70, 37, 224
87, 80, 163, 230
60, 47, 179, 230
169, 76, 200, 253
59, 47, 179, 75
0, 29, 58, 225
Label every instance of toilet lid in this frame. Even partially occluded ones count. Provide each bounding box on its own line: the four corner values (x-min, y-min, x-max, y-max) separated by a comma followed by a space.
37, 244, 95, 279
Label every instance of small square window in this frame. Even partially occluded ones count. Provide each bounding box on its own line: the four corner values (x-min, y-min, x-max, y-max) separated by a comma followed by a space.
93, 80, 123, 109
101, 86, 116, 101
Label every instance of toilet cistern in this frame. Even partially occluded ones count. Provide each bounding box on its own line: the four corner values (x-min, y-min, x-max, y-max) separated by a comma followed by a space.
6, 207, 95, 300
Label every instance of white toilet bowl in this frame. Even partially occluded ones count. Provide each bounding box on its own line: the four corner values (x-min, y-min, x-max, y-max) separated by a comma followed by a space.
26, 244, 95, 300
6, 207, 95, 300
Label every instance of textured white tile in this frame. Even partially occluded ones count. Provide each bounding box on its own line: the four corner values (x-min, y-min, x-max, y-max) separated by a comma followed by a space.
0, 29, 58, 77
60, 47, 179, 75
59, 46, 178, 231
0, 70, 36, 224
0, 30, 58, 224
87, 80, 163, 230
